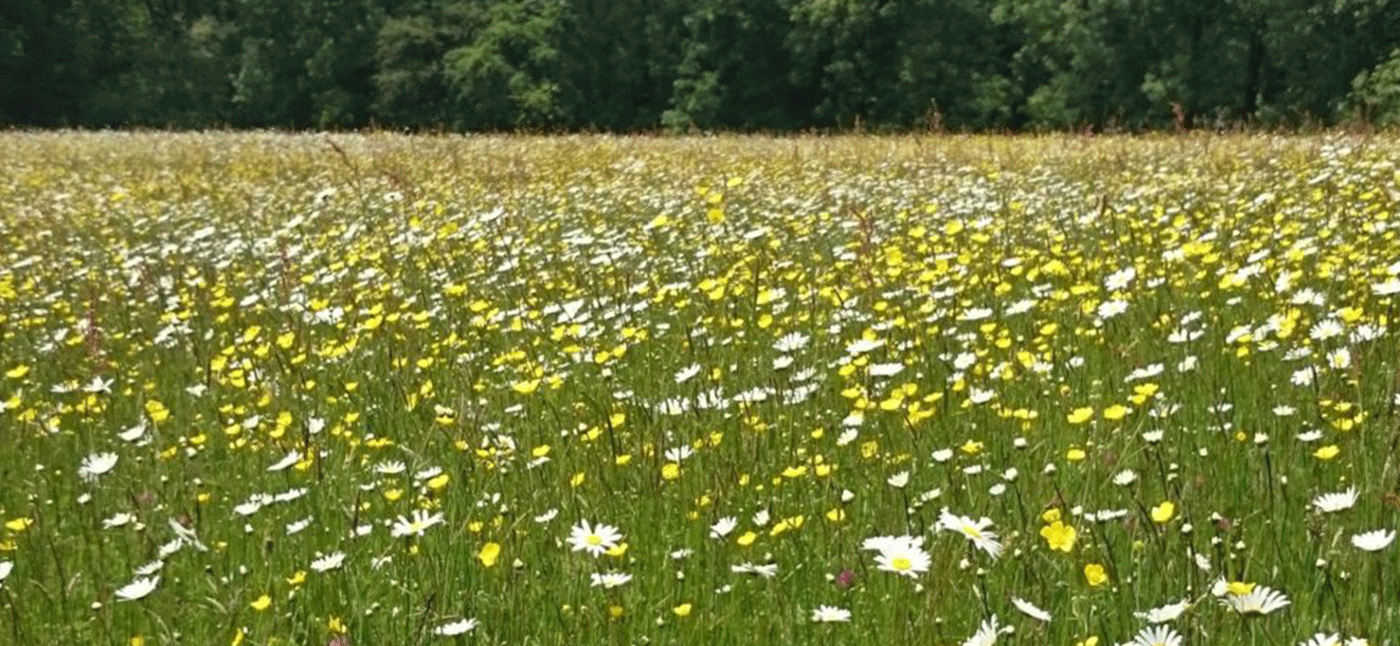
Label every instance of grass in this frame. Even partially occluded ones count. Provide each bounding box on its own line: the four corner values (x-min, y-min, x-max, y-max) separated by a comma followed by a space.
0, 131, 1398, 646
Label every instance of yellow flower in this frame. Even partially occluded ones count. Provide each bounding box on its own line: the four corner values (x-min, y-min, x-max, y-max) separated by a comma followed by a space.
1227, 581, 1256, 595
1041, 508, 1062, 523
661, 463, 681, 480
1039, 521, 1076, 552
1066, 448, 1087, 461
144, 400, 170, 424
1150, 501, 1175, 524
1067, 407, 1094, 424
1314, 445, 1340, 460
1084, 563, 1108, 587
737, 531, 757, 546
1102, 404, 1129, 420
5, 365, 29, 379
781, 465, 807, 478
478, 542, 501, 567
673, 603, 692, 617
250, 594, 272, 611
5, 517, 33, 532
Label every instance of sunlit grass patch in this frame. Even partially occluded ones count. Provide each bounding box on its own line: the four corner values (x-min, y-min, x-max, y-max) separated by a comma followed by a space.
0, 132, 1398, 645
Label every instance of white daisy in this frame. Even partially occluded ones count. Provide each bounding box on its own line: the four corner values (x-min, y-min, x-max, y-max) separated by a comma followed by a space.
390, 510, 445, 538
811, 605, 851, 623
710, 516, 738, 539
115, 575, 160, 602
79, 452, 119, 481
868, 362, 904, 377
962, 614, 1001, 646
664, 446, 693, 462
533, 508, 558, 524
568, 520, 623, 556
1132, 625, 1183, 646
673, 364, 701, 384
774, 332, 810, 353
433, 618, 478, 636
268, 450, 301, 472
311, 552, 346, 573
872, 538, 930, 578
117, 423, 147, 443
1312, 488, 1357, 513
590, 571, 632, 588
730, 562, 778, 578
845, 338, 885, 355
937, 510, 1002, 559
1221, 585, 1290, 616
1011, 596, 1050, 622
103, 512, 136, 529
1351, 529, 1395, 552
1134, 599, 1190, 623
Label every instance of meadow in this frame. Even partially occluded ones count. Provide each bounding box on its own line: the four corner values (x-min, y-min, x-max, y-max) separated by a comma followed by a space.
1, 131, 1399, 646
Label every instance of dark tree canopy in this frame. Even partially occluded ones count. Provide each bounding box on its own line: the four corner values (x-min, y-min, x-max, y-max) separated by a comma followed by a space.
1, 0, 1397, 130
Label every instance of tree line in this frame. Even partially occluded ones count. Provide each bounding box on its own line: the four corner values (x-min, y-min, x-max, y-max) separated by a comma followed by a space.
3, 0, 1399, 131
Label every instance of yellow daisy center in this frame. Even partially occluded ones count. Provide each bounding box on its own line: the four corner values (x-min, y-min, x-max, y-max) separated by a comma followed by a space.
892, 557, 912, 570
587, 534, 603, 546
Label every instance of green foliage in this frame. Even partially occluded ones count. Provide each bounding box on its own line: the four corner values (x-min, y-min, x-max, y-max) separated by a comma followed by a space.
441, 0, 567, 128
1350, 47, 1400, 126
0, 0, 1397, 130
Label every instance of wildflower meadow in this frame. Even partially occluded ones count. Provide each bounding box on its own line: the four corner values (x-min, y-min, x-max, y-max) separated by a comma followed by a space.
1, 132, 1399, 646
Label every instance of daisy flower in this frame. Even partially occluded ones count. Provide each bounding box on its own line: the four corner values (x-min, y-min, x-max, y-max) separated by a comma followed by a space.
0, 561, 12, 585
1011, 596, 1051, 622
811, 605, 851, 623
79, 452, 119, 481
1312, 488, 1358, 513
872, 538, 931, 578
311, 552, 346, 573
710, 516, 737, 539
390, 510, 445, 538
590, 572, 633, 589
938, 510, 1003, 559
433, 618, 478, 636
1132, 625, 1183, 646
568, 520, 623, 556
731, 562, 779, 578
860, 534, 923, 553
962, 615, 1000, 646
1221, 585, 1290, 616
1013, 594, 1047, 619
115, 575, 160, 602
1134, 599, 1190, 623
1351, 529, 1395, 552
267, 450, 301, 472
